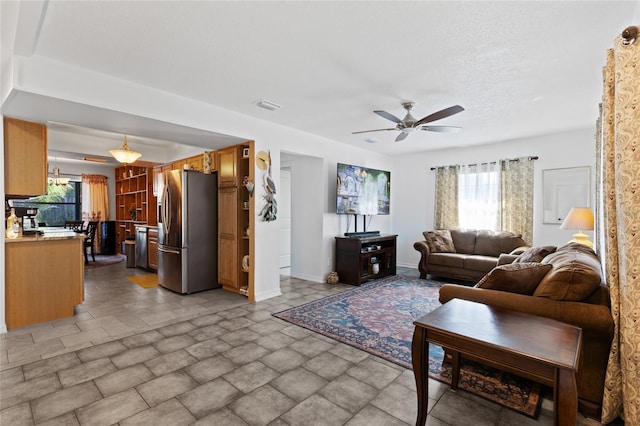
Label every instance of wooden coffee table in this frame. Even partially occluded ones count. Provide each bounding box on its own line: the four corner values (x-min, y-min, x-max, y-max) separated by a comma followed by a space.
412, 299, 582, 426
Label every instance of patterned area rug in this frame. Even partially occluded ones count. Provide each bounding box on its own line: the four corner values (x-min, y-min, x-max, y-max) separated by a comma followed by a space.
273, 275, 542, 418
84, 254, 126, 269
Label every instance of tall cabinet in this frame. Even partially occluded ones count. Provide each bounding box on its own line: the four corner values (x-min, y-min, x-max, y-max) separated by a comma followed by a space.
114, 164, 157, 253
217, 142, 254, 299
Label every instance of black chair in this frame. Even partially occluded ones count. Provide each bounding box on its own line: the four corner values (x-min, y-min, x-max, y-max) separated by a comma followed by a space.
84, 221, 100, 264
65, 220, 84, 231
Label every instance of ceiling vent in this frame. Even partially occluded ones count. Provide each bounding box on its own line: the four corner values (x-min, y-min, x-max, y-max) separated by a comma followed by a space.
256, 99, 281, 111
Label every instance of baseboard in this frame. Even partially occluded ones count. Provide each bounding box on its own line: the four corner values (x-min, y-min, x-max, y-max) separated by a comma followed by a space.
290, 272, 324, 283
254, 288, 283, 302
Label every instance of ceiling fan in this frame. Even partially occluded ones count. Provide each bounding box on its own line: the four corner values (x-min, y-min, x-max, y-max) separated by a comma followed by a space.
353, 101, 465, 142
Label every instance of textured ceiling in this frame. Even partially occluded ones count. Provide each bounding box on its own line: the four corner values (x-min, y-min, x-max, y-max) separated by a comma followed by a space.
7, 1, 638, 156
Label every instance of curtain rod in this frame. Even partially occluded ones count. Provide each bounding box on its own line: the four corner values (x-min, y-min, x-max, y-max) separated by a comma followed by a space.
429, 156, 538, 171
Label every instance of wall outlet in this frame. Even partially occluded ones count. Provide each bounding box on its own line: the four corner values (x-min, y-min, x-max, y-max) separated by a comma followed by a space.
327, 257, 332, 267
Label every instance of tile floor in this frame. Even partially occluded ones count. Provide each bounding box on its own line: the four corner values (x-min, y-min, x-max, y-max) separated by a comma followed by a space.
0, 262, 609, 425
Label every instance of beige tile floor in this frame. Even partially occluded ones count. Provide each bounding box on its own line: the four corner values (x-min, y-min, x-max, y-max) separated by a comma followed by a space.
0, 261, 611, 425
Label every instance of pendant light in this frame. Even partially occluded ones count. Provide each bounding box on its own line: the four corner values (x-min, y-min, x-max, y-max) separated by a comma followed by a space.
49, 157, 70, 185
109, 135, 142, 164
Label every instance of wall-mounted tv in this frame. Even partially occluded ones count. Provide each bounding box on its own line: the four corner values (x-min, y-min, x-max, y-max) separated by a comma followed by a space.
337, 163, 390, 215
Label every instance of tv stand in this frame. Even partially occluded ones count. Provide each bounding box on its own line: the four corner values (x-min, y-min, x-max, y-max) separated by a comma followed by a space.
335, 234, 397, 286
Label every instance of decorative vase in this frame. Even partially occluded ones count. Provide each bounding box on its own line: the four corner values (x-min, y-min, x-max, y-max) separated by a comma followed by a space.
327, 271, 339, 285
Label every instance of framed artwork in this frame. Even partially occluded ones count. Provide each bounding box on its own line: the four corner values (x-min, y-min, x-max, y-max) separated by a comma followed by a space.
542, 166, 591, 224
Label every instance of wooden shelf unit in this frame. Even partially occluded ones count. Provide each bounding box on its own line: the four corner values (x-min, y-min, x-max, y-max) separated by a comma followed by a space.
335, 234, 397, 286
115, 164, 157, 253
217, 142, 254, 299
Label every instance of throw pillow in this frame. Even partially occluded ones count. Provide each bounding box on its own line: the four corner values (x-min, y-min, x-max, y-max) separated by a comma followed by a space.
475, 262, 553, 295
423, 230, 456, 253
534, 247, 603, 301
515, 245, 557, 263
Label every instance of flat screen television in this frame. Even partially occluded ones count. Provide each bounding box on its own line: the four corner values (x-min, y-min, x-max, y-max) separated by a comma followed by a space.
337, 163, 390, 215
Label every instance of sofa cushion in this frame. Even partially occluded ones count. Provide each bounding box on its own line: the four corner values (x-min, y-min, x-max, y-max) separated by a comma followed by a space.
463, 255, 498, 272
450, 229, 476, 254
515, 245, 557, 263
475, 262, 553, 295
423, 230, 456, 253
428, 253, 465, 268
474, 230, 521, 257
534, 243, 603, 301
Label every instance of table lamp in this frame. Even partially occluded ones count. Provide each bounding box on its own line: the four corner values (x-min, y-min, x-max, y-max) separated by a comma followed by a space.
560, 207, 594, 248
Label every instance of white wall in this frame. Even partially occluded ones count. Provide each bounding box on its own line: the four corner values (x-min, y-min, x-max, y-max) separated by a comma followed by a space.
392, 127, 597, 268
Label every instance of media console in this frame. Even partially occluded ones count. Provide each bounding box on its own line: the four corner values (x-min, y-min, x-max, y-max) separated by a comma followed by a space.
335, 234, 397, 286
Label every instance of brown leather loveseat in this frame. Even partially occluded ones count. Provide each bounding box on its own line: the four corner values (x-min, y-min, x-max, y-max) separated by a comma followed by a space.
413, 229, 528, 282
439, 242, 614, 419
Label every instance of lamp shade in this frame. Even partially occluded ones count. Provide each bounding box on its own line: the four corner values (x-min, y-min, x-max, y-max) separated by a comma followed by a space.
560, 207, 594, 248
559, 207, 594, 231
109, 136, 142, 164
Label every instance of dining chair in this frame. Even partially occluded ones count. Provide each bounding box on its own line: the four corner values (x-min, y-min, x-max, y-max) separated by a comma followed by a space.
84, 221, 100, 264
64, 220, 84, 231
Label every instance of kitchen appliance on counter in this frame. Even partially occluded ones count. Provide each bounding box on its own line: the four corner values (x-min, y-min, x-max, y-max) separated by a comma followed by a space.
158, 169, 219, 294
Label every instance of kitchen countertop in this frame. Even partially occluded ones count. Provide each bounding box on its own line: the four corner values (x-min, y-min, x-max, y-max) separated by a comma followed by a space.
5, 228, 86, 243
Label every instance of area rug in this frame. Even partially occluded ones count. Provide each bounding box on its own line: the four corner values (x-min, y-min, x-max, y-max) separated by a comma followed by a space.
84, 254, 126, 269
273, 275, 542, 418
127, 274, 159, 288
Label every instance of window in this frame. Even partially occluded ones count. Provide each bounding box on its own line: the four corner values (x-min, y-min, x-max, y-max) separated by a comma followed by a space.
9, 182, 82, 226
457, 164, 500, 230
434, 157, 535, 244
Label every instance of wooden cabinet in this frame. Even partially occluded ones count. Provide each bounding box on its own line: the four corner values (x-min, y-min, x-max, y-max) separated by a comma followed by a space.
115, 164, 157, 253
335, 235, 397, 286
217, 143, 254, 298
5, 237, 84, 329
218, 148, 238, 187
148, 227, 158, 271
3, 117, 48, 197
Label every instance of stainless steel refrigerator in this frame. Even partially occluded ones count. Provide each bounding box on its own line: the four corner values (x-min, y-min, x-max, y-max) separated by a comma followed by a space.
158, 169, 219, 294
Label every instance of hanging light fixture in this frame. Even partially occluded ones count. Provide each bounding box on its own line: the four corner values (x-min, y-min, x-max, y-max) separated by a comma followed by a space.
109, 135, 142, 164
49, 166, 70, 186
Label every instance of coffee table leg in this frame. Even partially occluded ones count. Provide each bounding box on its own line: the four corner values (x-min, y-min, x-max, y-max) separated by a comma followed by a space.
555, 368, 577, 426
450, 351, 461, 390
412, 326, 429, 426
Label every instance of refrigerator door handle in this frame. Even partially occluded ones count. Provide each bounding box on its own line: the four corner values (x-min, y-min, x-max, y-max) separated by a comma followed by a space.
161, 183, 171, 235
158, 247, 180, 255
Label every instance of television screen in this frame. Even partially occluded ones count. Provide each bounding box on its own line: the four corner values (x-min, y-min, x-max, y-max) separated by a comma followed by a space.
337, 163, 390, 215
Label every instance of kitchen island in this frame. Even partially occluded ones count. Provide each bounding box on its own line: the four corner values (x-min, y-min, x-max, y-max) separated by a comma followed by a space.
5, 230, 85, 329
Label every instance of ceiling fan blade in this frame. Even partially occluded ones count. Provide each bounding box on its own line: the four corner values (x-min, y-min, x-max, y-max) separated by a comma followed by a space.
415, 105, 465, 126
374, 110, 403, 124
421, 126, 462, 133
352, 128, 396, 134
395, 132, 409, 142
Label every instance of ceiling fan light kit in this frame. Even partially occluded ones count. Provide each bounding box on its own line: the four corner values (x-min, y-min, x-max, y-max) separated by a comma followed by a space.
354, 101, 465, 142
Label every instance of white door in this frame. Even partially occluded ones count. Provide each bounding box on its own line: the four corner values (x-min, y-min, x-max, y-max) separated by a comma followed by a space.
279, 169, 292, 270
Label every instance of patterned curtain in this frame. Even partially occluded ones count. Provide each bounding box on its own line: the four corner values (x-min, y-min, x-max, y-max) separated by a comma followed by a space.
501, 157, 534, 244
82, 174, 109, 253
599, 27, 640, 425
433, 166, 458, 229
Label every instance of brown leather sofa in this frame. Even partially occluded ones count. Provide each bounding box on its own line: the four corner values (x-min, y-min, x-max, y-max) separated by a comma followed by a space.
439, 242, 614, 419
413, 229, 528, 282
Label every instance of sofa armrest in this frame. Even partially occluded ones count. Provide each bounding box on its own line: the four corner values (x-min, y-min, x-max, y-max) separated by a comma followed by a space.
414, 241, 432, 279
497, 253, 519, 265
439, 284, 614, 337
